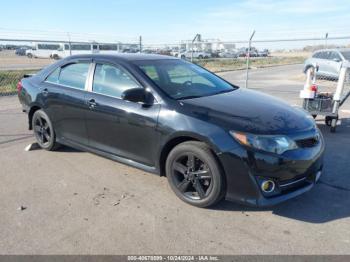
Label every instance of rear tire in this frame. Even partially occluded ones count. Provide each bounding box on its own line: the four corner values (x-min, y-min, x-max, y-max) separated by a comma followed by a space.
32, 110, 60, 151
166, 141, 225, 208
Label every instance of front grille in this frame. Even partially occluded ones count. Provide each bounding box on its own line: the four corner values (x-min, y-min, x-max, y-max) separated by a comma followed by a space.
278, 175, 311, 194
296, 136, 319, 148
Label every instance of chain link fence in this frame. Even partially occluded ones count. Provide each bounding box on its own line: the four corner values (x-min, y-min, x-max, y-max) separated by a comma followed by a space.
1, 33, 350, 99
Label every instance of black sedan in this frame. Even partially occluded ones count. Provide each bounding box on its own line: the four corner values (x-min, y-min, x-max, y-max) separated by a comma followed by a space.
17, 54, 324, 208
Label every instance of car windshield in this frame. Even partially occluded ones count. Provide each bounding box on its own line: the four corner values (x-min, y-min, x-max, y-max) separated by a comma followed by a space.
341, 51, 350, 60
134, 59, 237, 100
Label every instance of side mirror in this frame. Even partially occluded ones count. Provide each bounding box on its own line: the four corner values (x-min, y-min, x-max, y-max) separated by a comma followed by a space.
333, 58, 341, 62
121, 88, 154, 106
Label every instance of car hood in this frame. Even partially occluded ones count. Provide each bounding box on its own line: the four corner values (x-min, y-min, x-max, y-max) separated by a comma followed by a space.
179, 88, 315, 135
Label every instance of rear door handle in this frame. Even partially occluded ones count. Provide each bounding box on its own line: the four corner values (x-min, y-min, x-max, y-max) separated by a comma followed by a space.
87, 98, 97, 109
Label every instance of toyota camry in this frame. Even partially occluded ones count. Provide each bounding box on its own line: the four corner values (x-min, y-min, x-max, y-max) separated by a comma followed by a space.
17, 54, 324, 207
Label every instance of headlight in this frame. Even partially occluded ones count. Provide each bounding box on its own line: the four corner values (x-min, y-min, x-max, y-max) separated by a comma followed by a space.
230, 131, 298, 155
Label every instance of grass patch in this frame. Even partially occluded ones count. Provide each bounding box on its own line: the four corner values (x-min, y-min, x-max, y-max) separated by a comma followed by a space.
195, 56, 305, 72
0, 70, 37, 94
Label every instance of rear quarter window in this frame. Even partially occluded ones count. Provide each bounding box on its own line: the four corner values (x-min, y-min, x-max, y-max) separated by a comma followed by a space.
46, 63, 90, 89
59, 63, 90, 89
45, 67, 60, 83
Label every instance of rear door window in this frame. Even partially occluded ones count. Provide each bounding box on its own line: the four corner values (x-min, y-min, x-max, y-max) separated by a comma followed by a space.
92, 63, 141, 98
58, 63, 90, 89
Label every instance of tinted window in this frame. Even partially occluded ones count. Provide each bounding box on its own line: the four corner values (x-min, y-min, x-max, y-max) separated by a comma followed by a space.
58, 63, 90, 89
139, 65, 160, 84
99, 44, 119, 51
318, 51, 330, 59
135, 59, 235, 100
341, 51, 350, 60
46, 67, 60, 83
167, 64, 215, 87
71, 44, 91, 50
329, 52, 342, 61
37, 44, 60, 50
92, 64, 140, 98
312, 52, 321, 58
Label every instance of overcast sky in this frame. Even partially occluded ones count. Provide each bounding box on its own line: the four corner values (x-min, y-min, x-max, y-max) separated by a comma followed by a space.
0, 0, 349, 45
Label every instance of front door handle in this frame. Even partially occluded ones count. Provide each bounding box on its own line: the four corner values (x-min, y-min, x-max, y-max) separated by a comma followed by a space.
42, 88, 49, 96
87, 98, 97, 109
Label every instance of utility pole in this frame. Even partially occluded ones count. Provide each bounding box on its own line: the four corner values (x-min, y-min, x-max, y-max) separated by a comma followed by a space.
191, 34, 201, 62
139, 36, 142, 53
67, 32, 72, 56
325, 32, 329, 48
245, 30, 255, 88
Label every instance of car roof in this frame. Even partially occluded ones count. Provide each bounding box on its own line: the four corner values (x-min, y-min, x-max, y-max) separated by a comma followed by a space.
65, 53, 179, 62
314, 48, 350, 53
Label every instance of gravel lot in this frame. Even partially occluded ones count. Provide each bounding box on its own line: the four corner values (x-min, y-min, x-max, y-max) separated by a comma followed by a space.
0, 50, 54, 70
0, 64, 350, 255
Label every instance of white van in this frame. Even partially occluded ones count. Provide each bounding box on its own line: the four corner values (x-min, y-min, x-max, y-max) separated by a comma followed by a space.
51, 43, 99, 59
26, 43, 61, 59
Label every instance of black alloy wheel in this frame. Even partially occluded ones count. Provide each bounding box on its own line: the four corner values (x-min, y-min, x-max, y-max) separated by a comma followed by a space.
172, 153, 213, 200
166, 141, 225, 207
32, 110, 59, 151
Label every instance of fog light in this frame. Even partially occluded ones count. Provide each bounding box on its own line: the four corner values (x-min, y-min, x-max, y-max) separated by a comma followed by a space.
261, 180, 275, 193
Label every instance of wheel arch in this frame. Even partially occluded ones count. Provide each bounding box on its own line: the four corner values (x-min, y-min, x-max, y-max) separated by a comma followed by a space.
158, 133, 222, 177
303, 64, 314, 74
28, 105, 42, 130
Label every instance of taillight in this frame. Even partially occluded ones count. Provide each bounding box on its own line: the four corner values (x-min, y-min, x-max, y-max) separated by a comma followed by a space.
17, 81, 23, 94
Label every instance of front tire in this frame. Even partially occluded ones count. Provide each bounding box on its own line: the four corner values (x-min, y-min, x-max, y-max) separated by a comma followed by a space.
32, 110, 60, 151
166, 141, 225, 208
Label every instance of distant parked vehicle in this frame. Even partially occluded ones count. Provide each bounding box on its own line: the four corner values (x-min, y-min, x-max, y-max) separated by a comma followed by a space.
237, 47, 258, 58
15, 47, 29, 56
303, 48, 350, 79
142, 49, 157, 54
157, 49, 172, 56
218, 50, 238, 58
180, 50, 212, 59
26, 43, 61, 58
257, 49, 269, 57
171, 49, 186, 58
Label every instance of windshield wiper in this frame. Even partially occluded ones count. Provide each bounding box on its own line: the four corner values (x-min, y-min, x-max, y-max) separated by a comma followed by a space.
176, 89, 235, 100
212, 89, 235, 96
176, 95, 203, 100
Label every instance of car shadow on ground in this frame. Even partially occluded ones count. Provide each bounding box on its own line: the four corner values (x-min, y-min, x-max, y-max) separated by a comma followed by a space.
213, 118, 350, 224
56, 146, 82, 153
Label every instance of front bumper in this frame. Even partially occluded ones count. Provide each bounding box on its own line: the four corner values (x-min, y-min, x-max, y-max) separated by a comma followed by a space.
218, 132, 325, 207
